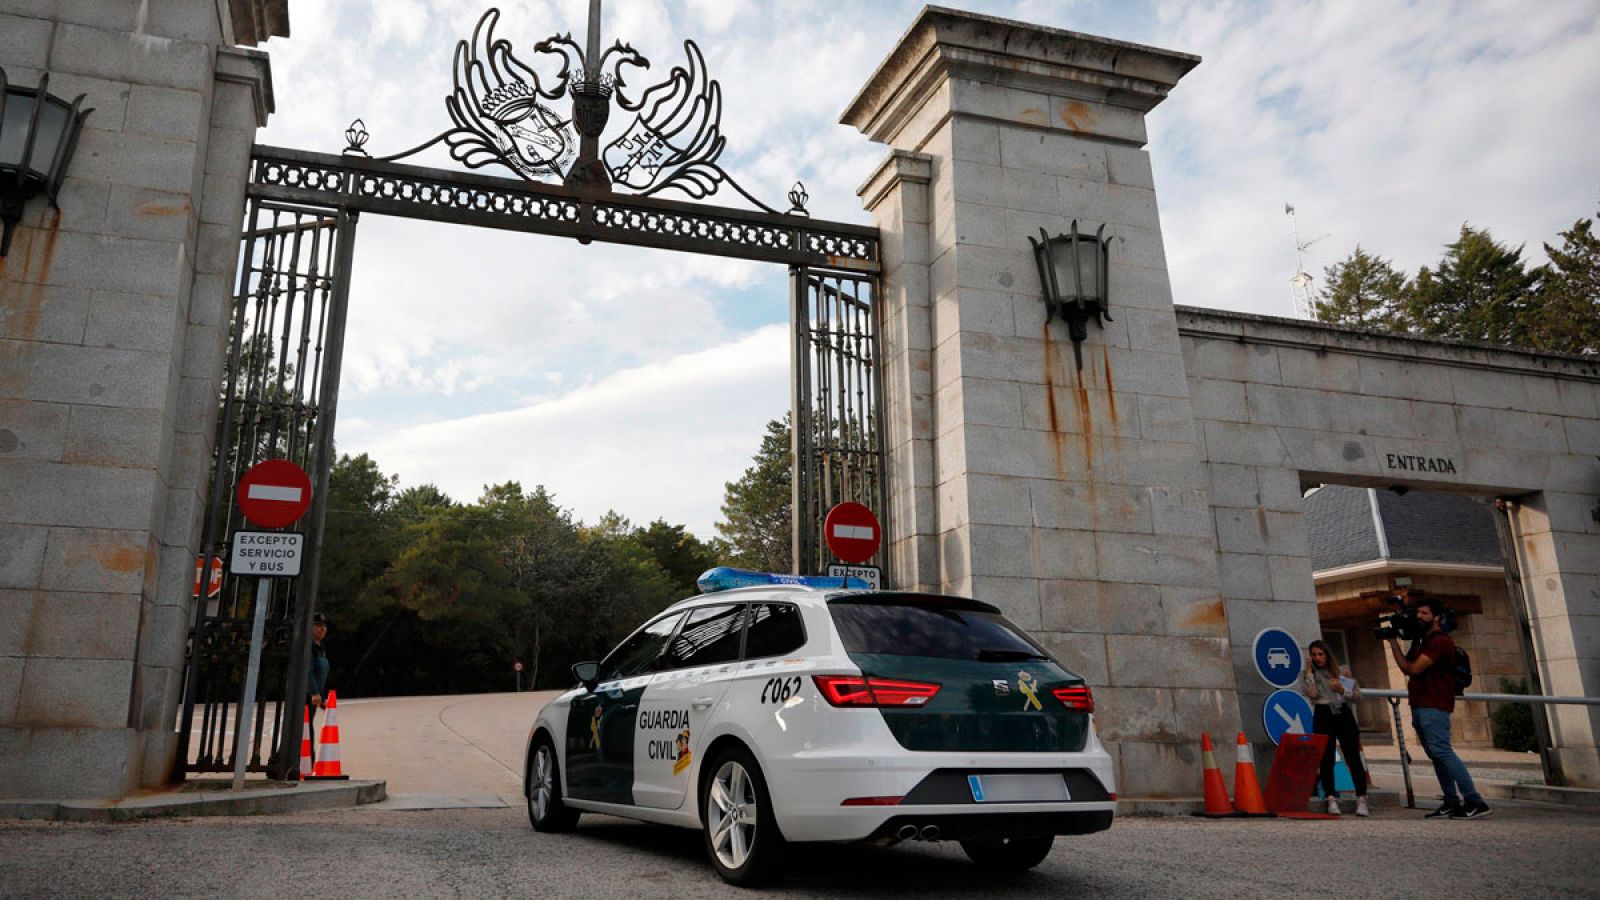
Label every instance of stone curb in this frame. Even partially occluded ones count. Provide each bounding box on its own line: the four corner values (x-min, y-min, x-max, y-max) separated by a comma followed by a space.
1479, 782, 1600, 810
0, 780, 386, 822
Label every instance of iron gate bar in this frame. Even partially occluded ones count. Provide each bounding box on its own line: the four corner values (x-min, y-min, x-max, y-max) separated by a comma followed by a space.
248, 146, 879, 272
791, 266, 886, 576
177, 199, 350, 776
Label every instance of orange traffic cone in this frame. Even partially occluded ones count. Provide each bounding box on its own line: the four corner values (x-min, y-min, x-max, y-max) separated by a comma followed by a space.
1232, 732, 1271, 816
1196, 731, 1235, 817
309, 691, 348, 779
298, 705, 313, 778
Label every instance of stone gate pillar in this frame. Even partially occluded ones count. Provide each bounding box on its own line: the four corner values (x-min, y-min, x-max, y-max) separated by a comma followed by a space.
845, 8, 1242, 798
0, 1, 285, 799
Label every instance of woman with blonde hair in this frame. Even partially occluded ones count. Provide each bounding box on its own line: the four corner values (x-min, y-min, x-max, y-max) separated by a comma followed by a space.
1303, 639, 1369, 816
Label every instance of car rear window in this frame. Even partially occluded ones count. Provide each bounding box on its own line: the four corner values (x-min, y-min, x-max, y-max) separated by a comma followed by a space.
828, 599, 1046, 660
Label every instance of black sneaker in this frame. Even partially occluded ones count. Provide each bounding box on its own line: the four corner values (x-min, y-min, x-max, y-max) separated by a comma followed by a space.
1451, 800, 1492, 819
1424, 801, 1461, 819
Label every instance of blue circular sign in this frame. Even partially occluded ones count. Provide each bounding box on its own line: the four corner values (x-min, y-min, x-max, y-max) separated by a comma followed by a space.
1262, 689, 1315, 745
1252, 628, 1302, 688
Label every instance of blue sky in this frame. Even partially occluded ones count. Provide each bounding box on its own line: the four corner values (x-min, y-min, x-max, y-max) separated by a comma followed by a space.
259, 0, 1600, 538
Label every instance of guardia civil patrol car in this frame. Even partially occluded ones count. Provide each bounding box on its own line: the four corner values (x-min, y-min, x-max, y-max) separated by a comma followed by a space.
523, 568, 1115, 886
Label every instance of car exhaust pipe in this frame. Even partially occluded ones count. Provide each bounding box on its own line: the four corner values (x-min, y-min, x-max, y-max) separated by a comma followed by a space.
897, 824, 918, 841
919, 825, 940, 841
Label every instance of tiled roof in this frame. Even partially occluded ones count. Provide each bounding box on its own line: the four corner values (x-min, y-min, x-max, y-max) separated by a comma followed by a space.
1305, 485, 1502, 571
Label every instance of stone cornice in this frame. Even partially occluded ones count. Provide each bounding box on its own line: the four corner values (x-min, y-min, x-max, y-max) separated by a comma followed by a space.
216, 47, 274, 125
1176, 306, 1600, 382
225, 0, 290, 47
858, 150, 933, 213
841, 5, 1200, 144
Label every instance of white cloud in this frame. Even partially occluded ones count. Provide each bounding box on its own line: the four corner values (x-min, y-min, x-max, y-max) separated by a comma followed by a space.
258, 0, 1600, 533
354, 325, 793, 537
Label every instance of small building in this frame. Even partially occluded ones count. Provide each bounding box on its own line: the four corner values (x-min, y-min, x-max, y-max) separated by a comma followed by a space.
1306, 486, 1530, 749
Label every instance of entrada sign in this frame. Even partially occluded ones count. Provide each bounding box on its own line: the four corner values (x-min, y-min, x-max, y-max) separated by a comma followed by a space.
1383, 453, 1458, 474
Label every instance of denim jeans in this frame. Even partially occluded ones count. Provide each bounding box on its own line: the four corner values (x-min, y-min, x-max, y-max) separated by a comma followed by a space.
1412, 707, 1480, 806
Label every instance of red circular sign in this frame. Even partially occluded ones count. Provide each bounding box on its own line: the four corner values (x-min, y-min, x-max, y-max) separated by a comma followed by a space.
236, 459, 313, 529
513, 662, 524, 672
824, 502, 881, 564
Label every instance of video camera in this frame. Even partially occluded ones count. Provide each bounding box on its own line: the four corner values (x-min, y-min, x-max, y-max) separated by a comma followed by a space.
1371, 595, 1423, 641
1372, 594, 1456, 641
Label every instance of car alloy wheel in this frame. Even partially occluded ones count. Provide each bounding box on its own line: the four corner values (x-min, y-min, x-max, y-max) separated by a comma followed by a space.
701, 747, 784, 886
531, 744, 554, 821
707, 759, 759, 870
527, 737, 579, 832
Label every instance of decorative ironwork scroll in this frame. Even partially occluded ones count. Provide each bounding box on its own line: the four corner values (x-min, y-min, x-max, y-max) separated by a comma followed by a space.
351, 7, 806, 216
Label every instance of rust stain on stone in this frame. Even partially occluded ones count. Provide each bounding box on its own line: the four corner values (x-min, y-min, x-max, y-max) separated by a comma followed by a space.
1060, 100, 1093, 133
1042, 322, 1068, 481
136, 201, 190, 217
98, 544, 145, 572
1181, 597, 1228, 629
1102, 347, 1121, 441
0, 212, 60, 341
1074, 355, 1093, 471
35, 209, 61, 280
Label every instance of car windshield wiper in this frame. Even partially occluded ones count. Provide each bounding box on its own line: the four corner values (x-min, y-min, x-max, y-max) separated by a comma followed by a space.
976, 648, 1048, 662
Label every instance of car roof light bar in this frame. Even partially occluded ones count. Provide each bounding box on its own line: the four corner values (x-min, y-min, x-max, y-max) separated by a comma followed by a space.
696, 566, 870, 594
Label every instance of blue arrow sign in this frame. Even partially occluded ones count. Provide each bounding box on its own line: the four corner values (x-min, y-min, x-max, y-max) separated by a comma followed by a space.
1263, 689, 1314, 745
1252, 627, 1302, 688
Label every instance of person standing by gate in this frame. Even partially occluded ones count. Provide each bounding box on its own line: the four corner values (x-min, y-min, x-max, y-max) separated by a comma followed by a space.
1387, 599, 1490, 819
307, 613, 330, 759
1302, 640, 1369, 816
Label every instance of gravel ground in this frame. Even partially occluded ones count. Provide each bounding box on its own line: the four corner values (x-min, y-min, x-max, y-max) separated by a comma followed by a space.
2, 800, 1596, 899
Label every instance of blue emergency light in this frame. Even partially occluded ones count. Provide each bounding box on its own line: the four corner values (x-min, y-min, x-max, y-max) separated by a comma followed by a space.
696, 566, 870, 594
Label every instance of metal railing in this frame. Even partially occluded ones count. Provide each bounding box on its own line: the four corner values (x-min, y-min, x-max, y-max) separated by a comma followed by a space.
1360, 688, 1599, 806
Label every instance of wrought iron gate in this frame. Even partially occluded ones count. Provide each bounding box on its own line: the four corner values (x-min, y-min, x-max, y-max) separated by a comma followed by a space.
178, 199, 356, 774
792, 267, 886, 576
179, 6, 885, 778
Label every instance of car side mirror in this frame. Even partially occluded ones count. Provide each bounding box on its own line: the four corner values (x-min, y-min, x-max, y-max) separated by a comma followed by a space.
572, 661, 599, 691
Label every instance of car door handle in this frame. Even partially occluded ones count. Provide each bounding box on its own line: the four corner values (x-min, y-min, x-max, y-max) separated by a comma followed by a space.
692, 697, 715, 710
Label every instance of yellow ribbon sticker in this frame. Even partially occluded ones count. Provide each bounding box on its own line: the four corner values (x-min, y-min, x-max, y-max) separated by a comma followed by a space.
1018, 670, 1042, 711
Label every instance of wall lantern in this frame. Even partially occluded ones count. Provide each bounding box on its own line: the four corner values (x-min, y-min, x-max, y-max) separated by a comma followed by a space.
0, 67, 93, 256
1029, 222, 1111, 370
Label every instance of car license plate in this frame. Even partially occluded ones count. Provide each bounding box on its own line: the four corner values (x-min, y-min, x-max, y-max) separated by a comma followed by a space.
967, 774, 1070, 803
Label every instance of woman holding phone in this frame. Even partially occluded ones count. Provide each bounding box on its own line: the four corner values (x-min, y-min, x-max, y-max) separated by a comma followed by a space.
1302, 639, 1369, 816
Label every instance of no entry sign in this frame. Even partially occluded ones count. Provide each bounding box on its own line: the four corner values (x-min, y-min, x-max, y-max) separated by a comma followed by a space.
236, 459, 313, 529
824, 502, 881, 564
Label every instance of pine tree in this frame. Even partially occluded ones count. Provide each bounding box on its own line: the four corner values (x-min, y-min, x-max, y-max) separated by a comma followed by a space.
716, 416, 793, 573
1527, 207, 1600, 356
1404, 225, 1538, 346
1316, 246, 1409, 329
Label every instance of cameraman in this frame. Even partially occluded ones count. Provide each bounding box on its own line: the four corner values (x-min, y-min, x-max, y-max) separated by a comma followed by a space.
1385, 598, 1490, 819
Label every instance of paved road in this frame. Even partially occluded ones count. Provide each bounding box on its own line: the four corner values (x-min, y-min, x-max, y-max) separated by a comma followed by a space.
2, 801, 1595, 898
4, 693, 1595, 897
331, 691, 559, 808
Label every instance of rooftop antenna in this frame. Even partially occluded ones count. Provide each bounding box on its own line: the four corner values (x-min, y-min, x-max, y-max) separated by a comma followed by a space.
1285, 203, 1330, 319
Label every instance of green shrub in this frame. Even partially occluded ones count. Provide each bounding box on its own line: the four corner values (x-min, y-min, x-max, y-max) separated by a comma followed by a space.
1491, 678, 1538, 752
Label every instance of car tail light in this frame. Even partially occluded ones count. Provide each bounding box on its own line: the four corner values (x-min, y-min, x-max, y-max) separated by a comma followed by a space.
813, 675, 940, 707
840, 795, 903, 806
1053, 685, 1094, 713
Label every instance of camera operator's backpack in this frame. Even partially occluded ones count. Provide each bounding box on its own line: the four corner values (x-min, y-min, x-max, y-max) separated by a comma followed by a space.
1452, 647, 1473, 695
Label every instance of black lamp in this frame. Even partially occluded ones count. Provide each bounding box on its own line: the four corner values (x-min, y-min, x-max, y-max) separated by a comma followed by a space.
1029, 221, 1112, 370
0, 67, 93, 256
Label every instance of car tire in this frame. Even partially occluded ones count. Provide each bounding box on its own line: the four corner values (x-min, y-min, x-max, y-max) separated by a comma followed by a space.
959, 835, 1054, 872
527, 736, 580, 833
701, 746, 785, 886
